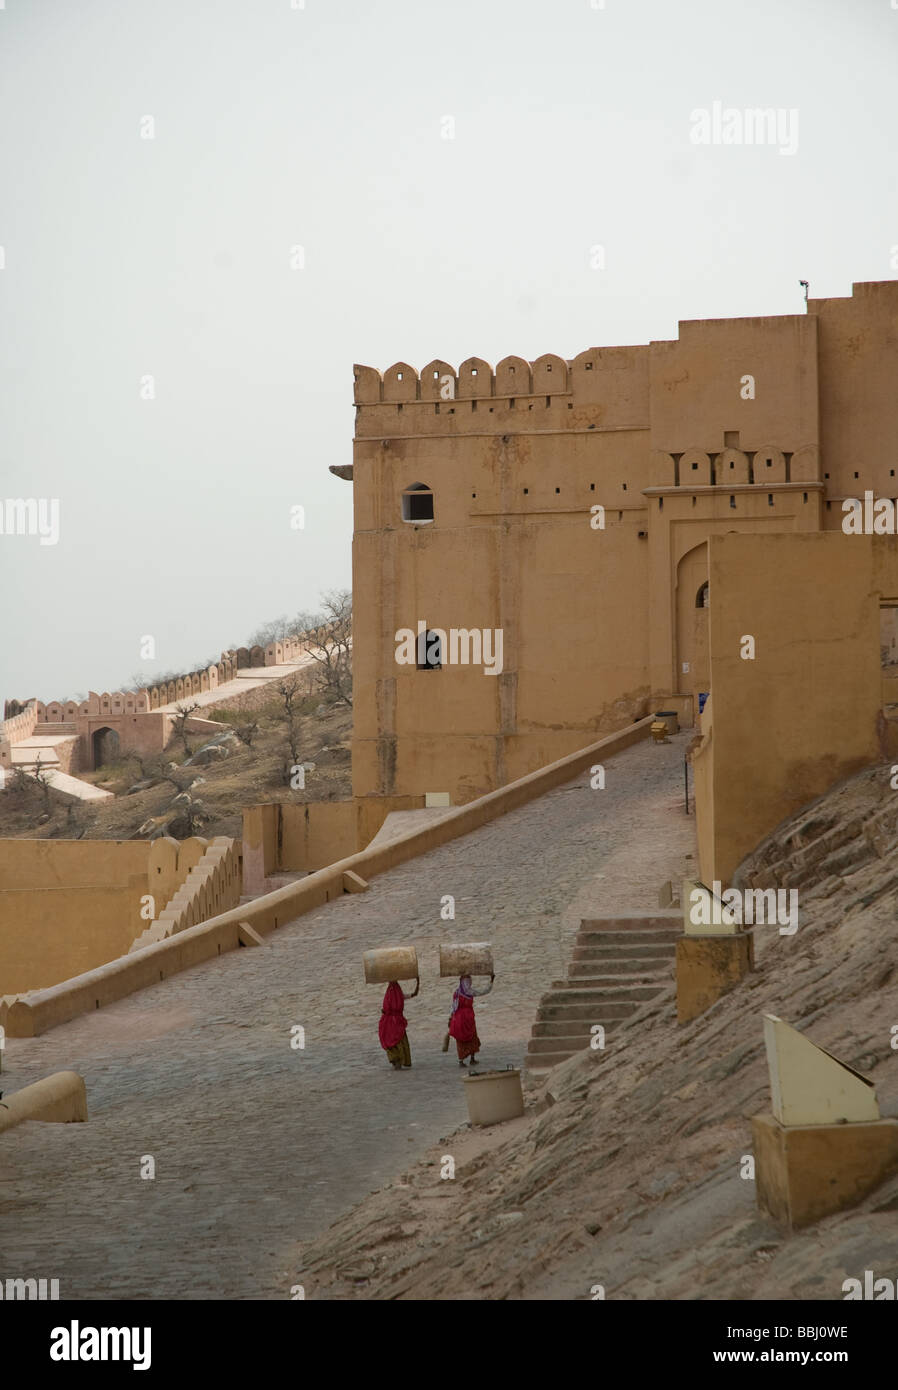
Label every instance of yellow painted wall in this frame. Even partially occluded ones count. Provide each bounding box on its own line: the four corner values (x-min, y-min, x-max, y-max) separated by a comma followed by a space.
0, 839, 150, 890
0, 835, 225, 994
810, 280, 898, 511
0, 878, 147, 993
694, 532, 898, 884
259, 794, 428, 876
279, 801, 358, 872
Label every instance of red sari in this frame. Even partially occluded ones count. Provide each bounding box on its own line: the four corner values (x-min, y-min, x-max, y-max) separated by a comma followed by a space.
449, 989, 481, 1061
379, 982, 407, 1050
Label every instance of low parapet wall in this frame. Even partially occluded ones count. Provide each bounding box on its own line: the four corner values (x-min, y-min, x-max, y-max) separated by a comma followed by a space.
3, 717, 652, 1037
0, 1071, 88, 1134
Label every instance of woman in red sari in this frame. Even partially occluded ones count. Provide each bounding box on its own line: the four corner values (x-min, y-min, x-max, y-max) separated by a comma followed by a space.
379, 978, 419, 1070
448, 973, 494, 1067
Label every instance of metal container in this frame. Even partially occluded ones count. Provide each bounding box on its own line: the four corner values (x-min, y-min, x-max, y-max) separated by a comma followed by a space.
439, 941, 493, 977
363, 946, 419, 984
463, 1067, 525, 1126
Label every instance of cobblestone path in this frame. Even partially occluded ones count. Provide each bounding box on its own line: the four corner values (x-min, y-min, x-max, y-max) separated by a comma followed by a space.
0, 732, 695, 1298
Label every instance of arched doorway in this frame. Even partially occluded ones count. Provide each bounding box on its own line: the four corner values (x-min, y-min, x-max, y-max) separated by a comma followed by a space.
675, 543, 710, 701
92, 726, 120, 769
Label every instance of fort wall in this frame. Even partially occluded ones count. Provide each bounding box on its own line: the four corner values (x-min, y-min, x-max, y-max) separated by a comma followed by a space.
348, 281, 893, 805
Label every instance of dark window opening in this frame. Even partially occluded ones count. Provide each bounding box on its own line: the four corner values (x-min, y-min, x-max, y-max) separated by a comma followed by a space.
417, 629, 442, 670
696, 582, 710, 609
401, 483, 434, 523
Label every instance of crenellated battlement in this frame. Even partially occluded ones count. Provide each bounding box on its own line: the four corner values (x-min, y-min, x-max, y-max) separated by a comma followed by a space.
354, 348, 645, 405
4, 631, 323, 727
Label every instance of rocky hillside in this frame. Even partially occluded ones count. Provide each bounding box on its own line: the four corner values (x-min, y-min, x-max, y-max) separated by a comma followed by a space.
0, 697, 353, 843
292, 763, 898, 1300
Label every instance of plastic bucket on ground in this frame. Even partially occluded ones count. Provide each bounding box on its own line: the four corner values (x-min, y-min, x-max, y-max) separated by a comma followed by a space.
463, 1067, 525, 1126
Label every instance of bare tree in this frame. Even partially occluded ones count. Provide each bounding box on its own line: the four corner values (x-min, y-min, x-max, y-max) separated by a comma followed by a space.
246, 610, 321, 649
170, 701, 201, 759
306, 590, 352, 706
13, 754, 54, 816
235, 719, 259, 748
277, 675, 303, 770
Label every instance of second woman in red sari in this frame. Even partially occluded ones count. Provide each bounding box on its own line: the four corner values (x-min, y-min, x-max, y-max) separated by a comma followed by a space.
448, 972, 494, 1067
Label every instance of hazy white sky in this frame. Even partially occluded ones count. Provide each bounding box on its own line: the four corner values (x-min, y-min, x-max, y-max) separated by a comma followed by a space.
1, 0, 896, 699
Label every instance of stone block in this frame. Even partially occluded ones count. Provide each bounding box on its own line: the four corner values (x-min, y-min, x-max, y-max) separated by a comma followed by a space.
676, 932, 752, 1023
752, 1112, 898, 1230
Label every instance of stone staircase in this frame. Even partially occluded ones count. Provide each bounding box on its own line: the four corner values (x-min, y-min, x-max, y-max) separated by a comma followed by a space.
525, 912, 681, 1074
